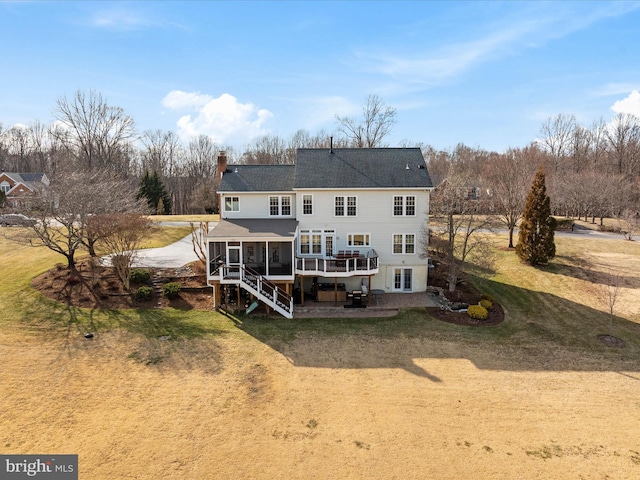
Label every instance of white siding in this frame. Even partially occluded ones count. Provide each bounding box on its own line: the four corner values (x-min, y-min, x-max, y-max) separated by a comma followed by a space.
221, 192, 296, 220
295, 188, 430, 292
221, 187, 431, 293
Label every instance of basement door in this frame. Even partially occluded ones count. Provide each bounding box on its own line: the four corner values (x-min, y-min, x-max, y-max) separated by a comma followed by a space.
393, 268, 413, 292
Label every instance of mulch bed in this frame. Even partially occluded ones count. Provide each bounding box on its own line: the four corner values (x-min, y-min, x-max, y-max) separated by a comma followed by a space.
425, 258, 505, 327
31, 259, 213, 311
33, 254, 505, 326
426, 303, 504, 327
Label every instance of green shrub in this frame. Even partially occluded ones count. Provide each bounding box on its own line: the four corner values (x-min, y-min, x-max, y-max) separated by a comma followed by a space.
480, 293, 495, 303
479, 299, 493, 310
130, 268, 151, 284
162, 282, 181, 299
135, 286, 153, 301
467, 305, 488, 320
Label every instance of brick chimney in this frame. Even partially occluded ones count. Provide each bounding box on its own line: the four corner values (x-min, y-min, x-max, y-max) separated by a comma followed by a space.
217, 151, 228, 180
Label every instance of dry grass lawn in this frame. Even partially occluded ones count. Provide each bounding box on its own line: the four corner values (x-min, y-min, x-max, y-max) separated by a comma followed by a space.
1, 229, 640, 479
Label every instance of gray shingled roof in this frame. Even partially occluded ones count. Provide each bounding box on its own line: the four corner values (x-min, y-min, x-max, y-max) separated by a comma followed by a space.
2, 172, 48, 191
218, 165, 295, 192
207, 218, 298, 239
294, 148, 433, 189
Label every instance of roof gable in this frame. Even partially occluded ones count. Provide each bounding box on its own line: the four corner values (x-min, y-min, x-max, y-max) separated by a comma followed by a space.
0, 172, 48, 190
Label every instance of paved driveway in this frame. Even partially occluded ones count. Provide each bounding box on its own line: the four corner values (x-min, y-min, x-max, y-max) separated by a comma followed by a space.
102, 229, 205, 269
130, 232, 202, 268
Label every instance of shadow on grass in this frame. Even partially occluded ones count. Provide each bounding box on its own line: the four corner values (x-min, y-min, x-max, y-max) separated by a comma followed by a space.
235, 275, 640, 378
17, 289, 231, 374
547, 254, 640, 288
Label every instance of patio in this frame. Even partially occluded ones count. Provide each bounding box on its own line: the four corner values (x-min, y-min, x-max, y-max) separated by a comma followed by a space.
293, 291, 437, 318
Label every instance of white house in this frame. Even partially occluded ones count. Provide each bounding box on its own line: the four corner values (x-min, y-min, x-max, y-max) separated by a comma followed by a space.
206, 147, 434, 318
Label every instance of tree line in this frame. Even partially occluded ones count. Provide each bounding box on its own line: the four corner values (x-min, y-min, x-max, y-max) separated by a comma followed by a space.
1, 90, 639, 221
0, 91, 394, 214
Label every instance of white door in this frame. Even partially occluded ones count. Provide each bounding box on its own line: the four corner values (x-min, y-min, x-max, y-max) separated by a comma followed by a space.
393, 268, 413, 292
227, 243, 241, 278
324, 234, 335, 257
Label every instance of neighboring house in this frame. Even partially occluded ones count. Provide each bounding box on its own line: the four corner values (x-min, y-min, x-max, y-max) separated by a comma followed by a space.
206, 147, 434, 318
0, 172, 49, 210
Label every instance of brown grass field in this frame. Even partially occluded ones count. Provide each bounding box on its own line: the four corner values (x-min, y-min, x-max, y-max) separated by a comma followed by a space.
1, 227, 640, 479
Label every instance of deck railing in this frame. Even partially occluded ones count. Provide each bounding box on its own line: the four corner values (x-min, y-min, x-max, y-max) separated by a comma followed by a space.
241, 265, 293, 317
216, 264, 293, 318
295, 250, 379, 275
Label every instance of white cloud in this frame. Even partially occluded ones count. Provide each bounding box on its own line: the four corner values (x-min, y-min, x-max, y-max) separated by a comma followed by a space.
89, 8, 155, 30
591, 83, 640, 97
353, 2, 640, 93
162, 90, 212, 110
162, 92, 273, 144
85, 5, 186, 31
611, 90, 640, 117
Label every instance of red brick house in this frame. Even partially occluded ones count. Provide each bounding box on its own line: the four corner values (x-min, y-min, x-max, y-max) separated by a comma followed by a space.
0, 172, 49, 210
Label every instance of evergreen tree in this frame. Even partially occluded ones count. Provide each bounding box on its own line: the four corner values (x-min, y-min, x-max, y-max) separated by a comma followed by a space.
137, 170, 172, 215
515, 166, 556, 265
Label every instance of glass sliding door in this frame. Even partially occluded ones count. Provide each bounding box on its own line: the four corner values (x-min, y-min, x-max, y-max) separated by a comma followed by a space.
393, 268, 413, 292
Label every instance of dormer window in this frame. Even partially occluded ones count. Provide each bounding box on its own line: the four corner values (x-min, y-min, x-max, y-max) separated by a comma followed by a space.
0, 181, 10, 194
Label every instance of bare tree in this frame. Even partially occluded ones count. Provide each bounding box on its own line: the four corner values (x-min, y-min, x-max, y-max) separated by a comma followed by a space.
52, 89, 136, 173
588, 117, 608, 169
595, 270, 623, 338
83, 176, 142, 256
570, 125, 592, 173
97, 213, 154, 289
483, 148, 536, 248
189, 221, 212, 269
336, 94, 396, 147
618, 208, 639, 241
26, 170, 140, 269
538, 113, 577, 172
422, 145, 452, 187
189, 178, 218, 214
240, 134, 290, 165
288, 128, 335, 149
427, 167, 495, 293
605, 113, 640, 175
140, 129, 182, 177
0, 123, 7, 172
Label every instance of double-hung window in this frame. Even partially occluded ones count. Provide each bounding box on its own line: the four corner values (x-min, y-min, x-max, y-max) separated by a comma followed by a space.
392, 234, 415, 254
224, 196, 240, 212
393, 195, 416, 216
335, 195, 357, 216
299, 229, 322, 255
302, 194, 313, 215
300, 232, 310, 254
269, 195, 291, 216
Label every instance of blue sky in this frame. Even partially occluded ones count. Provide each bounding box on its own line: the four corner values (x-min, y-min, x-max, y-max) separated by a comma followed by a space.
2, 1, 640, 153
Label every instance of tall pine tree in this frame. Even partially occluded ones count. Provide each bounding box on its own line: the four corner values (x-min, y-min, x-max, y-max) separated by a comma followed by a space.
515, 166, 556, 265
137, 170, 172, 215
